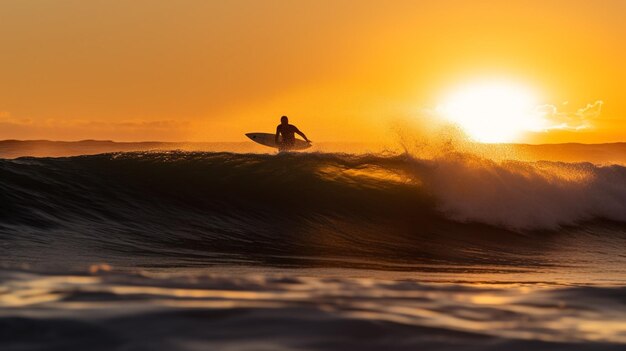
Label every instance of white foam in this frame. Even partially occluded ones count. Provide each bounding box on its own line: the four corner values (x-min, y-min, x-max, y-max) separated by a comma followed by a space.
411, 154, 626, 230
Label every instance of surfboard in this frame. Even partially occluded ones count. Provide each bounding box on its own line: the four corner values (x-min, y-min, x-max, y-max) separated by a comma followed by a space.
245, 133, 311, 150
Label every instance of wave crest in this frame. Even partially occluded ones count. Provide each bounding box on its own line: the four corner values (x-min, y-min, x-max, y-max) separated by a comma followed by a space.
1, 151, 625, 233
411, 153, 626, 230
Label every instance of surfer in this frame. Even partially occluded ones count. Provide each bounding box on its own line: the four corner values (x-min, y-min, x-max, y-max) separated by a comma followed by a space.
275, 116, 310, 150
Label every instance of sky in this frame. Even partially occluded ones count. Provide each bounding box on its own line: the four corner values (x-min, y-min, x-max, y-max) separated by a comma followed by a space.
0, 0, 624, 143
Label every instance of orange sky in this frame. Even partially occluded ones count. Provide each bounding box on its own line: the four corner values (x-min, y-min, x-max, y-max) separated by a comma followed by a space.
0, 0, 624, 143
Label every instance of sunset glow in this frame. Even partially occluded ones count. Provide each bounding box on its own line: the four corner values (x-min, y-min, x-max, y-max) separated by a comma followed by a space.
0, 0, 624, 144
437, 82, 540, 142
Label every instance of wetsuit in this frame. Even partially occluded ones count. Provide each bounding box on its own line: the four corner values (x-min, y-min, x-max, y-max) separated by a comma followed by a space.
276, 124, 300, 150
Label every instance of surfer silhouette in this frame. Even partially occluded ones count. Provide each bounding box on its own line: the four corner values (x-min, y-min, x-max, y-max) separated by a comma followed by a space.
275, 116, 310, 151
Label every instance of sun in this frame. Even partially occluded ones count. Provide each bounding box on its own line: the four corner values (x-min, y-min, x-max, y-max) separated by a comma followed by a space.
437, 81, 542, 143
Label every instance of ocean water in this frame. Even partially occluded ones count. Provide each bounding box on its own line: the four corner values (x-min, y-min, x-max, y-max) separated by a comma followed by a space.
1, 145, 626, 350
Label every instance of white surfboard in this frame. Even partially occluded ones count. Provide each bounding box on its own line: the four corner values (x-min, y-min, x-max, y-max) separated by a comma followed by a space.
245, 133, 311, 150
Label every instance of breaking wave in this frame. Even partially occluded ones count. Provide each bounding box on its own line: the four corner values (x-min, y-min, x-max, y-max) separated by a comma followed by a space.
1, 151, 625, 269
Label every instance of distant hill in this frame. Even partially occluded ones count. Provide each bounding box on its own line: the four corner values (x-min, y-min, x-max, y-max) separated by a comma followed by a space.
0, 140, 262, 158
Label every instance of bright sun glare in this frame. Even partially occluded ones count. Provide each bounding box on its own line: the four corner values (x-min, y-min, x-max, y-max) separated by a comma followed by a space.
437, 81, 542, 143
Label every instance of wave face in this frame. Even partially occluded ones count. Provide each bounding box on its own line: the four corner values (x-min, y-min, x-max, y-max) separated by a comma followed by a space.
1, 151, 625, 270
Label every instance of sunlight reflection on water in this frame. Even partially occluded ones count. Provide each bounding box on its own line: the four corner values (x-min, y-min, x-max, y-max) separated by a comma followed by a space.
1, 269, 625, 346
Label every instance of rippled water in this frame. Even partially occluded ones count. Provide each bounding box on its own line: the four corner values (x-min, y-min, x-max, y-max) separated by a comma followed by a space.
1, 268, 625, 350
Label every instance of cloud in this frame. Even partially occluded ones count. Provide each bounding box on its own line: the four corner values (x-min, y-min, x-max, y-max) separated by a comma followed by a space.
534, 100, 604, 131
0, 112, 192, 140
0, 113, 189, 131
0, 111, 34, 125
61, 119, 192, 131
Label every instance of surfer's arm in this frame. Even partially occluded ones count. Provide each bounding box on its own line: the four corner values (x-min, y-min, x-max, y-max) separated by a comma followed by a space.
275, 126, 281, 144
295, 128, 310, 143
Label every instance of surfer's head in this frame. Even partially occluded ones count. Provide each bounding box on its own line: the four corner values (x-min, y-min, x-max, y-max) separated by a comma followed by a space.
280, 116, 288, 124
